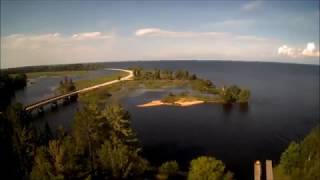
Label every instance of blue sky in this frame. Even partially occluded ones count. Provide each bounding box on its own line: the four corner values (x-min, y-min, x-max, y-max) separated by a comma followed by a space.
1, 0, 319, 68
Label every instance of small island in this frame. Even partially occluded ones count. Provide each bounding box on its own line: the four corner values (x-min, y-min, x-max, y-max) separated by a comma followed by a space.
130, 68, 251, 107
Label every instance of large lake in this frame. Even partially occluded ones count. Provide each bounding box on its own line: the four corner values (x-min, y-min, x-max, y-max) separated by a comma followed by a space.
14, 61, 320, 179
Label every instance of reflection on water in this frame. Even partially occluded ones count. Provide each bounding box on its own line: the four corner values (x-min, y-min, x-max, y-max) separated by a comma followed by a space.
239, 102, 249, 114
221, 103, 249, 115
222, 103, 233, 114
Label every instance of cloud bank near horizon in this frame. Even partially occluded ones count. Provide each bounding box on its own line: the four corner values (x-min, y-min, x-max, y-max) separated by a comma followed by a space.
278, 42, 320, 58
1, 29, 319, 68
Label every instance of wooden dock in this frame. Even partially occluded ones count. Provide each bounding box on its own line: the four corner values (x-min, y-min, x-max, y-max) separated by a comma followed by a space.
254, 160, 261, 180
266, 160, 274, 180
254, 160, 273, 180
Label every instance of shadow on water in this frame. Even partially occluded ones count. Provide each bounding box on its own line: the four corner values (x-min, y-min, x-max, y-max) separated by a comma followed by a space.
222, 103, 250, 115
222, 103, 233, 114
239, 102, 249, 114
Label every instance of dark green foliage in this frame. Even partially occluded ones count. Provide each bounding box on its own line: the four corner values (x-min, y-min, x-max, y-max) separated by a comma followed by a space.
161, 69, 174, 80
12, 73, 27, 89
102, 104, 138, 146
0, 72, 27, 110
131, 67, 142, 77
174, 69, 190, 80
132, 67, 195, 81
280, 142, 300, 174
73, 103, 109, 150
237, 89, 251, 103
154, 69, 161, 80
276, 126, 320, 180
4, 63, 98, 74
220, 85, 250, 103
57, 77, 76, 94
30, 146, 58, 180
97, 140, 149, 179
188, 156, 234, 180
189, 74, 197, 80
190, 79, 216, 92
30, 136, 88, 180
0, 104, 37, 179
48, 103, 147, 179
158, 160, 179, 179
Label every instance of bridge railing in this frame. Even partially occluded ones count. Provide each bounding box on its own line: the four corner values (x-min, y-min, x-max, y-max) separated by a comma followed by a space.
24, 68, 133, 111
24, 91, 78, 110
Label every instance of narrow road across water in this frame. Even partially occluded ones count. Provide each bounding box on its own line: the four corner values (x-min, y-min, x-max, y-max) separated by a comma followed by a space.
24, 68, 133, 111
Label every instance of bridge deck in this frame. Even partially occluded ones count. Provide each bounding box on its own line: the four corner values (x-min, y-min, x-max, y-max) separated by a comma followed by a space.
24, 69, 133, 111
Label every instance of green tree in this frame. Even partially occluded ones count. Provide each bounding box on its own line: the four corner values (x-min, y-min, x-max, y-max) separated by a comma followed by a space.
220, 85, 242, 103
72, 103, 110, 174
132, 67, 142, 78
280, 142, 300, 174
162, 70, 173, 80
57, 77, 76, 94
157, 160, 179, 179
188, 156, 233, 180
189, 74, 197, 80
102, 104, 138, 146
30, 146, 60, 180
5, 104, 37, 178
73, 103, 109, 149
97, 140, 148, 179
30, 136, 89, 180
72, 103, 146, 178
275, 126, 320, 180
0, 72, 27, 110
154, 69, 161, 80
237, 89, 251, 103
13, 73, 27, 89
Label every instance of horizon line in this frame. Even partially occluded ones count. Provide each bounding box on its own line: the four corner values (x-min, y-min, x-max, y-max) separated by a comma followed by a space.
2, 59, 320, 70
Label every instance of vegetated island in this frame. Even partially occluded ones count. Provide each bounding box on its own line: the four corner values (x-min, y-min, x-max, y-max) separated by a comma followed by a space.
59, 67, 249, 107
129, 68, 251, 107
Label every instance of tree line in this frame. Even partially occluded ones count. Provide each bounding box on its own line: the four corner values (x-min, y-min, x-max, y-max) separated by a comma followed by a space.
0, 72, 27, 111
3, 63, 99, 74
131, 67, 197, 81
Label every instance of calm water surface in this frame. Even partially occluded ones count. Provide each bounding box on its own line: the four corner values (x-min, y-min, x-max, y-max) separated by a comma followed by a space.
14, 61, 320, 180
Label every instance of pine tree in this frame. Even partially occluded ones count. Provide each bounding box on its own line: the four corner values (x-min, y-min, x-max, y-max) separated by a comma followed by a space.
102, 104, 138, 146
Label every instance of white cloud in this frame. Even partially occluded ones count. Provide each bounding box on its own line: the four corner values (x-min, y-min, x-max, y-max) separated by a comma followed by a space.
278, 45, 299, 57
242, 0, 263, 11
135, 28, 227, 38
278, 42, 320, 58
2, 30, 318, 68
1, 32, 117, 68
71, 32, 112, 40
302, 42, 320, 57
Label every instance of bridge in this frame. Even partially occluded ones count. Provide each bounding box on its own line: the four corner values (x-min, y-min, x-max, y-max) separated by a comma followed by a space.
24, 68, 133, 113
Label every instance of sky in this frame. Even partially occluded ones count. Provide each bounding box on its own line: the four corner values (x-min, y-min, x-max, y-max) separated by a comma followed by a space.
1, 0, 319, 68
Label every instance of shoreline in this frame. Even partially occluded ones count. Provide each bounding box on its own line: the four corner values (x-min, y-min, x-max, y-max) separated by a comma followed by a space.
137, 99, 205, 107
137, 98, 246, 108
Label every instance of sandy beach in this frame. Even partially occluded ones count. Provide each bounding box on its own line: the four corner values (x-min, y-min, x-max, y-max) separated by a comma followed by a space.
137, 99, 204, 107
